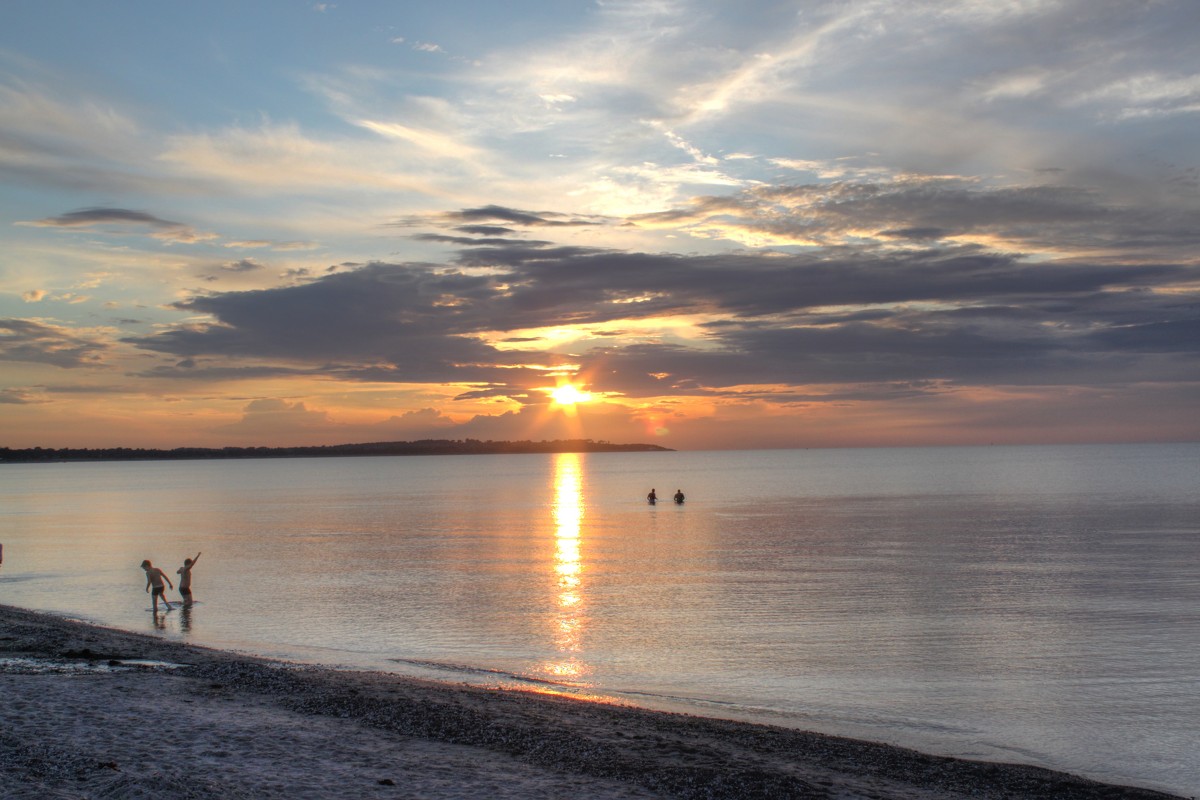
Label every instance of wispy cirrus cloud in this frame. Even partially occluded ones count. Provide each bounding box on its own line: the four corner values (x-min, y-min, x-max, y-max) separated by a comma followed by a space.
157, 122, 448, 196
354, 119, 483, 162
222, 239, 322, 251
0, 77, 147, 192
1072, 72, 1200, 119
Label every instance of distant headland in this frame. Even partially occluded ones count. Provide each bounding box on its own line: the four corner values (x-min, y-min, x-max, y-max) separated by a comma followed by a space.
0, 439, 673, 464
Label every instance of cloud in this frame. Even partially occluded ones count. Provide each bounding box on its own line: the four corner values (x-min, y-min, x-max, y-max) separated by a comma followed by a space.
220, 258, 265, 273
209, 399, 512, 447
273, 241, 322, 251
158, 122, 444, 195
1072, 72, 1200, 119
123, 262, 569, 389
434, 205, 604, 228
3, 0, 1198, 451
454, 225, 517, 236
370, 407, 458, 436
0, 64, 473, 208
217, 399, 334, 435
412, 233, 553, 247
0, 318, 110, 368
24, 207, 215, 244
442, 400, 656, 444
0, 77, 155, 194
629, 178, 1200, 257
977, 68, 1054, 103
134, 362, 321, 381
0, 387, 46, 405
119, 189, 1199, 412
223, 240, 322, 252
355, 119, 481, 161
199, 393, 652, 448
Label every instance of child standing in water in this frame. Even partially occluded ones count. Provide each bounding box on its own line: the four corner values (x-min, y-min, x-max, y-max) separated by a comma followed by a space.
141, 560, 174, 612
177, 552, 201, 607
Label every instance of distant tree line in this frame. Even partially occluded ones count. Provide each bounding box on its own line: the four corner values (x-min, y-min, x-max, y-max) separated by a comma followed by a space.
0, 439, 673, 464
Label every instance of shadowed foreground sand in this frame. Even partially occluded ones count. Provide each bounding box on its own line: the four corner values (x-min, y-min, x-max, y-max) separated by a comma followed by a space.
0, 604, 1182, 799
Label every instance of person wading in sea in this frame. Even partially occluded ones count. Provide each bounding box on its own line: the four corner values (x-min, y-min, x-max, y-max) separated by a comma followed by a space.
141, 560, 174, 613
177, 551, 201, 607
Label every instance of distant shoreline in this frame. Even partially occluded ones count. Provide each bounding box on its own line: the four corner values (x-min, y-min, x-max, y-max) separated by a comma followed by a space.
0, 438, 673, 464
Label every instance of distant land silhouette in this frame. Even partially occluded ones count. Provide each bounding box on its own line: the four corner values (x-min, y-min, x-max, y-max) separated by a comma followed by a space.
0, 439, 673, 464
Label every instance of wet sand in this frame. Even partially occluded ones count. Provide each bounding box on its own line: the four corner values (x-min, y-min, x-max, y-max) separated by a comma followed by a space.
0, 603, 1182, 799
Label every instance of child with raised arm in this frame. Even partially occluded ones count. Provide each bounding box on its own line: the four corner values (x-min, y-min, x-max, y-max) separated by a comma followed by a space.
141, 559, 173, 613
177, 552, 201, 607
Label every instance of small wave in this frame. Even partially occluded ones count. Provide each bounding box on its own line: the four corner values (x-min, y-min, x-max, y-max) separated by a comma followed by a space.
0, 574, 48, 583
971, 739, 1047, 761
615, 687, 743, 708
388, 658, 577, 689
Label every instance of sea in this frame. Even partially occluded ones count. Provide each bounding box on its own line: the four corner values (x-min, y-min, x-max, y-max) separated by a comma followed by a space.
1, 443, 1197, 796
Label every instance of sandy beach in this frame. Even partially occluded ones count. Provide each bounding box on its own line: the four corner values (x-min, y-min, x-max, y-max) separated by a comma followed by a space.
0, 604, 1182, 799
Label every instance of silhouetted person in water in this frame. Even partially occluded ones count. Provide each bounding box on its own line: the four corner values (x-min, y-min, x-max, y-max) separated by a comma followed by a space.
177, 551, 201, 607
647, 488, 657, 504
674, 489, 685, 504
141, 560, 173, 613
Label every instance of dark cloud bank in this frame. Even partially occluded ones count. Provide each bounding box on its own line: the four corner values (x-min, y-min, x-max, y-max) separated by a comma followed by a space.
117, 187, 1198, 424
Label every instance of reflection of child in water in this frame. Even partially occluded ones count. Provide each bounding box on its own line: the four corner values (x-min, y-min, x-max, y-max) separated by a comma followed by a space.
177, 552, 201, 607
141, 560, 173, 612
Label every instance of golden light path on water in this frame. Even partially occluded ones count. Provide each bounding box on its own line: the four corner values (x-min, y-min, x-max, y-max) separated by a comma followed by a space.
547, 452, 590, 683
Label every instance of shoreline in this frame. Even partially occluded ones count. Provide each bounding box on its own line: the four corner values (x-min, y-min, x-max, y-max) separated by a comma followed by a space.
0, 604, 1182, 799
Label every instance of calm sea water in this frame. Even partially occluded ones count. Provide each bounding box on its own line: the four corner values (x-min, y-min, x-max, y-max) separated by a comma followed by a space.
1, 444, 1197, 795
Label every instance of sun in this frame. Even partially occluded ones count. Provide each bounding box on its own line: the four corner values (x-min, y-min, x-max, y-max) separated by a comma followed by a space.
549, 383, 592, 406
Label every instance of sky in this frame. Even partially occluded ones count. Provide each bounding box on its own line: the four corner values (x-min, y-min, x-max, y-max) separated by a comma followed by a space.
2, 0, 1198, 451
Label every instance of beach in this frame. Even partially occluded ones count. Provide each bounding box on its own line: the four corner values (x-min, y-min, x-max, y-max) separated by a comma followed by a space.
0, 604, 1181, 799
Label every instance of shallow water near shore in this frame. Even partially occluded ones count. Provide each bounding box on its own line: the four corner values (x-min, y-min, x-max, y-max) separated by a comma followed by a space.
2, 443, 1198, 795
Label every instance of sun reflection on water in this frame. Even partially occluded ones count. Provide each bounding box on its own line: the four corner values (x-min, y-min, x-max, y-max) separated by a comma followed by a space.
546, 452, 591, 682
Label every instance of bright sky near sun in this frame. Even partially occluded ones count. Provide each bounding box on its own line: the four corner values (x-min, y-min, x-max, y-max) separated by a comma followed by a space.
1, 0, 1198, 450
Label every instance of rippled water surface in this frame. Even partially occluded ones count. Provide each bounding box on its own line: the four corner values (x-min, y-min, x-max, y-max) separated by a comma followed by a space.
2, 444, 1197, 795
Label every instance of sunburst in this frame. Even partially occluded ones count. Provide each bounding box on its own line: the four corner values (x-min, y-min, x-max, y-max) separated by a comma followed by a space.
549, 383, 592, 406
